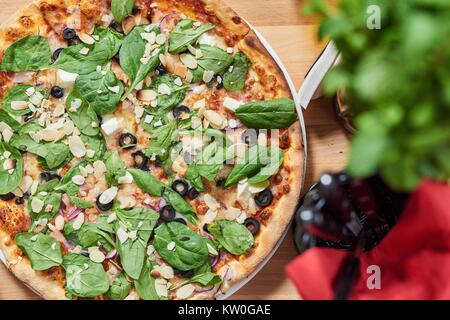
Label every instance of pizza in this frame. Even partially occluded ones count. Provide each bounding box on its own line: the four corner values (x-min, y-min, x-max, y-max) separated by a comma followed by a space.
0, 0, 304, 300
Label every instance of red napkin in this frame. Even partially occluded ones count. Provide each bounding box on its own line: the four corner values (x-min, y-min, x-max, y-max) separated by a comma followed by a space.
285, 180, 450, 300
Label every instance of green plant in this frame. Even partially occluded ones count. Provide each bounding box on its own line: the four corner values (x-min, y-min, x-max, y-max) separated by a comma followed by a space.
306, 0, 450, 191
207, 220, 254, 255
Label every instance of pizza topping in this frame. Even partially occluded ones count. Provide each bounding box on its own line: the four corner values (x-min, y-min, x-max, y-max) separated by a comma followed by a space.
255, 189, 273, 208
62, 28, 77, 41
50, 86, 65, 99
101, 116, 121, 135
132, 150, 149, 170
243, 217, 260, 235
172, 179, 189, 196
159, 205, 176, 222
119, 133, 137, 149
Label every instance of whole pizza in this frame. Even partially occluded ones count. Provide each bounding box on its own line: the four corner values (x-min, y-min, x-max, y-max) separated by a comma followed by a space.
0, 0, 304, 300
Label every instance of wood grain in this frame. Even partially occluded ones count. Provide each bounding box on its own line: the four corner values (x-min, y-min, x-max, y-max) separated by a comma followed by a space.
0, 0, 350, 300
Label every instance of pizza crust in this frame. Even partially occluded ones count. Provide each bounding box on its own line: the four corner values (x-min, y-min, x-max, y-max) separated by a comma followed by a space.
0, 0, 305, 300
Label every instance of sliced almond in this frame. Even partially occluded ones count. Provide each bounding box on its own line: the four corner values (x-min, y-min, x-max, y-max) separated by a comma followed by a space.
99, 187, 118, 205
10, 101, 28, 111
19, 176, 33, 193
137, 89, 157, 102
31, 197, 44, 213
155, 33, 167, 45
68, 135, 86, 158
158, 84, 171, 95
71, 175, 85, 186
78, 32, 96, 45
72, 212, 85, 230
180, 54, 198, 69
3, 159, 16, 171
79, 47, 90, 55
223, 97, 242, 112
204, 110, 225, 129
202, 70, 214, 83
117, 226, 129, 244
55, 215, 65, 231
176, 284, 195, 300
140, 32, 156, 44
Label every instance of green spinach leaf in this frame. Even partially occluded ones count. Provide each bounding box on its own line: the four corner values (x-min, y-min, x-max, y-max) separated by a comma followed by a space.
65, 91, 99, 136
143, 121, 177, 162
0, 109, 20, 131
128, 168, 165, 196
153, 222, 209, 271
104, 150, 126, 186
28, 192, 61, 224
173, 272, 221, 290
235, 98, 297, 129
107, 272, 132, 300
70, 196, 94, 209
190, 45, 233, 83
162, 188, 196, 224
1, 85, 48, 116
15, 232, 62, 271
75, 68, 124, 115
223, 52, 251, 92
134, 259, 162, 300
112, 0, 134, 24
119, 25, 163, 99
149, 74, 188, 111
0, 35, 51, 72
169, 20, 215, 54
62, 253, 109, 298
0, 143, 23, 195
247, 147, 284, 184
208, 220, 254, 255
53, 26, 123, 74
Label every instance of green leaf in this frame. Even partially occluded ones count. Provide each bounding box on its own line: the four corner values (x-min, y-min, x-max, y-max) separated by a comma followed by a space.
143, 122, 177, 162
65, 91, 99, 136
69, 196, 94, 209
134, 259, 163, 300
27, 192, 61, 225
208, 220, 254, 255
162, 188, 196, 224
0, 109, 20, 131
53, 26, 123, 74
0, 143, 23, 195
1, 85, 48, 116
168, 20, 215, 54
0, 35, 51, 72
111, 0, 134, 24
107, 272, 131, 300
173, 272, 222, 290
62, 253, 109, 298
75, 68, 124, 115
15, 233, 62, 271
80, 134, 107, 161
63, 218, 114, 249
149, 74, 188, 111
223, 52, 251, 92
190, 45, 233, 82
128, 168, 165, 196
153, 222, 209, 271
119, 25, 163, 99
235, 98, 297, 129
104, 150, 126, 186
247, 147, 284, 184
115, 207, 159, 279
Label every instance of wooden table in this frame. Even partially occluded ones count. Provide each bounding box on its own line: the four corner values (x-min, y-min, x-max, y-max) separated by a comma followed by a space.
0, 0, 349, 300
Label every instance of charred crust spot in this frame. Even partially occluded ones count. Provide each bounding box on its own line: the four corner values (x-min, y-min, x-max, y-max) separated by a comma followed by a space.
42, 266, 65, 282
232, 16, 242, 24
245, 35, 257, 49
0, 203, 30, 236
18, 16, 34, 28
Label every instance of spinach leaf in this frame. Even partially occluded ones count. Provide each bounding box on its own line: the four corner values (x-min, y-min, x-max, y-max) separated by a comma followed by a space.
65, 91, 99, 136
104, 150, 126, 186
148, 74, 188, 111
0, 36, 51, 72
64, 219, 115, 250
28, 192, 61, 224
70, 196, 94, 209
235, 98, 297, 129
168, 20, 215, 54
119, 25, 163, 99
153, 222, 209, 271
80, 133, 107, 161
162, 188, 196, 224
224, 145, 271, 187
208, 220, 254, 255
15, 232, 62, 271
53, 26, 123, 74
54, 164, 83, 196
0, 143, 23, 195
247, 147, 284, 184
10, 125, 70, 170
62, 253, 109, 298
223, 52, 251, 92
143, 122, 177, 162
111, 0, 134, 24
173, 272, 222, 290
1, 85, 48, 116
128, 168, 165, 196
140, 109, 169, 133
189, 45, 233, 83
134, 259, 162, 300
107, 272, 132, 300
75, 68, 124, 115
115, 207, 159, 279
0, 109, 20, 131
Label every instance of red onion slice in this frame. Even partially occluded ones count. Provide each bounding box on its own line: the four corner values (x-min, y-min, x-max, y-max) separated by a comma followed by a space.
67, 208, 83, 221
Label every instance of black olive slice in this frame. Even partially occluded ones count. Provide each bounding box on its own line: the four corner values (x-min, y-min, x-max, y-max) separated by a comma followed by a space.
51, 48, 64, 63
244, 217, 260, 235
171, 179, 189, 196
119, 133, 137, 149
50, 86, 64, 99
156, 64, 168, 75
132, 151, 149, 170
96, 195, 114, 212
174, 269, 195, 278
173, 105, 191, 119
40, 172, 62, 182
187, 187, 200, 200
23, 112, 34, 122
255, 189, 273, 208
62, 28, 77, 40
173, 218, 187, 225
241, 129, 258, 146
15, 192, 30, 205
0, 193, 15, 201
160, 205, 176, 222
215, 178, 226, 188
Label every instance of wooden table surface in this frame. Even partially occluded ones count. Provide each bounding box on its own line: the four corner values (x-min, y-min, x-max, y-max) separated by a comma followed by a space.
0, 0, 349, 300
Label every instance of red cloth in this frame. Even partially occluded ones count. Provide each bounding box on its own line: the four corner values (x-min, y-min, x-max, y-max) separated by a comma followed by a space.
285, 180, 450, 300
